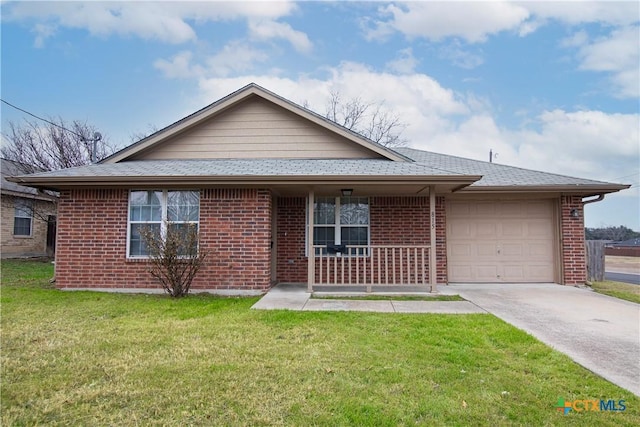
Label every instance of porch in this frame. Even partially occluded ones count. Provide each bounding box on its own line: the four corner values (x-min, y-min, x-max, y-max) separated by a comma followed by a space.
294, 189, 442, 293
310, 244, 433, 293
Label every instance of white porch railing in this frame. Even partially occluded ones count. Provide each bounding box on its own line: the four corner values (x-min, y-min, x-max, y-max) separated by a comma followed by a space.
312, 245, 431, 292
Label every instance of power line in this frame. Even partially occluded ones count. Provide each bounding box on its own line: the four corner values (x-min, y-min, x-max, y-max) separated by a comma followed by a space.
612, 172, 640, 181
1, 98, 88, 140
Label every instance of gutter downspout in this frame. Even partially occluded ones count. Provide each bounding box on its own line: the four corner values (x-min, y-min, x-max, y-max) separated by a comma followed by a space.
582, 194, 605, 205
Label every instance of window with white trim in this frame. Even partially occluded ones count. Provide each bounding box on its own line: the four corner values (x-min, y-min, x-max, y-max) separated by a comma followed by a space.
13, 199, 33, 236
310, 197, 369, 256
128, 190, 200, 257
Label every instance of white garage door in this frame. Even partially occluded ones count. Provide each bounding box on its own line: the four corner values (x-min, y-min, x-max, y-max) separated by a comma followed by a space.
447, 200, 555, 283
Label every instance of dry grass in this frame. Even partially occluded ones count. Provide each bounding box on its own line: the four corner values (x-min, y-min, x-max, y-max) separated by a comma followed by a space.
606, 256, 640, 274
2, 260, 639, 426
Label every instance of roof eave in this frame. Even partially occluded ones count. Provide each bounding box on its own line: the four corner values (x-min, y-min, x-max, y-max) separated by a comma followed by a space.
8, 174, 482, 190
460, 184, 630, 196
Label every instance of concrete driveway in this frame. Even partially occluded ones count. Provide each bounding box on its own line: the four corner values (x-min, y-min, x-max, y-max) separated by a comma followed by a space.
447, 283, 640, 396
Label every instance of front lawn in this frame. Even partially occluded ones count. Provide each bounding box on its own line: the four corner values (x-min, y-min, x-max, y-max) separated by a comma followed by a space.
2, 260, 638, 426
590, 281, 640, 304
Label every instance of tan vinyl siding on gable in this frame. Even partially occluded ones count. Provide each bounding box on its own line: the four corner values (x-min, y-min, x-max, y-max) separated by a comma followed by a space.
131, 98, 383, 160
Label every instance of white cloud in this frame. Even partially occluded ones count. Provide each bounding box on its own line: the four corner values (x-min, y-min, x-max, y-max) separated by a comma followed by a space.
560, 30, 588, 48
32, 23, 57, 48
368, 1, 639, 43
3, 1, 298, 45
522, 1, 640, 26
206, 41, 270, 77
385, 48, 418, 74
154, 51, 204, 79
512, 109, 639, 179
367, 1, 530, 43
439, 43, 484, 69
248, 19, 313, 53
576, 26, 640, 98
154, 42, 271, 79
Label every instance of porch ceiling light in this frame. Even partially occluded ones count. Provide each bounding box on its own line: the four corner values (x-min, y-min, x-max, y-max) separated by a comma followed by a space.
341, 188, 353, 197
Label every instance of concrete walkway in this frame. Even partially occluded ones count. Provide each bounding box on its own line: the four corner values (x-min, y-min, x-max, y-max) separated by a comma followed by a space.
449, 283, 640, 396
251, 283, 485, 313
252, 282, 640, 396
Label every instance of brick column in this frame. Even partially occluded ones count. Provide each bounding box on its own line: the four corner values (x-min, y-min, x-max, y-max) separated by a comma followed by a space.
560, 195, 586, 284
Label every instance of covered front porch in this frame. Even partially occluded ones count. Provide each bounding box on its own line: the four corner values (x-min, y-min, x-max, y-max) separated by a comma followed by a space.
270, 177, 475, 293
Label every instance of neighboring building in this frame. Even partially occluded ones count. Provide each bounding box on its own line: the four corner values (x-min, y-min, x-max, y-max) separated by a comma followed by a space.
1, 159, 57, 258
8, 84, 629, 292
605, 238, 640, 257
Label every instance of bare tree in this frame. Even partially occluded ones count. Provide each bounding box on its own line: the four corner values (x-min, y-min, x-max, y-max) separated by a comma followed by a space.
129, 123, 160, 143
139, 222, 209, 297
324, 90, 408, 147
1, 118, 116, 173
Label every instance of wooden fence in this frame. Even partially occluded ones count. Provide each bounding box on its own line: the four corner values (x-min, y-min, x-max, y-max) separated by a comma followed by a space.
585, 240, 605, 282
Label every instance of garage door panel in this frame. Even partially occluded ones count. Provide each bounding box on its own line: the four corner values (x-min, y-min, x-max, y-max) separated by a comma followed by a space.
501, 243, 523, 257
500, 202, 525, 217
528, 221, 553, 237
448, 200, 555, 283
502, 265, 525, 280
528, 265, 554, 281
450, 243, 472, 257
502, 221, 524, 237
449, 265, 473, 281
449, 202, 473, 217
449, 222, 473, 239
477, 222, 497, 237
527, 242, 553, 258
477, 242, 499, 257
476, 203, 497, 216
476, 265, 500, 281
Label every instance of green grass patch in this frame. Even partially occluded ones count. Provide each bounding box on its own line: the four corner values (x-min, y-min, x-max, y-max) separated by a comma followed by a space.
311, 294, 464, 301
590, 281, 640, 304
2, 260, 638, 426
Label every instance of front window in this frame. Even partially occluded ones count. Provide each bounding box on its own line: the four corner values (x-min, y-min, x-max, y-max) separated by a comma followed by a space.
13, 200, 33, 236
311, 197, 369, 256
128, 190, 199, 257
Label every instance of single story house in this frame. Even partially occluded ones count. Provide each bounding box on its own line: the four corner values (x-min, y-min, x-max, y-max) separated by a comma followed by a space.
1, 158, 57, 258
8, 84, 629, 293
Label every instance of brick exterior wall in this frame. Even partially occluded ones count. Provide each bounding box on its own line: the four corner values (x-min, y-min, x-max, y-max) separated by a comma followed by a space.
435, 196, 447, 283
1, 195, 56, 258
198, 189, 272, 291
560, 195, 586, 284
275, 197, 307, 283
54, 188, 272, 292
53, 189, 586, 289
276, 195, 447, 284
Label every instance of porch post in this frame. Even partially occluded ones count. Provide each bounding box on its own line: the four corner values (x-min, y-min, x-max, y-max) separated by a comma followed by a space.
429, 186, 437, 292
307, 190, 315, 292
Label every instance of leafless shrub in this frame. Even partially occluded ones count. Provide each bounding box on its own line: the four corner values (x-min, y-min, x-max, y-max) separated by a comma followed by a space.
139, 221, 208, 297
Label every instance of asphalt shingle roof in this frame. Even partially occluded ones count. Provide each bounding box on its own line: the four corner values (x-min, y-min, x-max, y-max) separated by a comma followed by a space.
395, 147, 620, 187
1, 158, 39, 195
7, 148, 626, 194
18, 158, 467, 179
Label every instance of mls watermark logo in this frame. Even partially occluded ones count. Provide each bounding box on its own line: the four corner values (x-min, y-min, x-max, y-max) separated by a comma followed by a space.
556, 398, 626, 414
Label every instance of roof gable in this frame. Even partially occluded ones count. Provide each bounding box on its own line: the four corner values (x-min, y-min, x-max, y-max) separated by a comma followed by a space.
106, 83, 408, 163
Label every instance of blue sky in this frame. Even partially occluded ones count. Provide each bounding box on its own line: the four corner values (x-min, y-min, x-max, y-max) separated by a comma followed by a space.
2, 1, 639, 230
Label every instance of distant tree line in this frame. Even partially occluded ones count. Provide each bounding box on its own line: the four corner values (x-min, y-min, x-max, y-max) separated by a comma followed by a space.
585, 226, 640, 241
